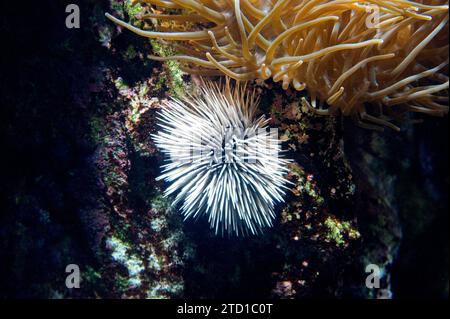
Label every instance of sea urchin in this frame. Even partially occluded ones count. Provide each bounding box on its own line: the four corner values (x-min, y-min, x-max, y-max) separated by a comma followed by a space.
152, 78, 290, 235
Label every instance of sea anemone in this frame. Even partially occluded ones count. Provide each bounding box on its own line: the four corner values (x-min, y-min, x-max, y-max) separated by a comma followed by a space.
152, 78, 290, 235
107, 0, 449, 130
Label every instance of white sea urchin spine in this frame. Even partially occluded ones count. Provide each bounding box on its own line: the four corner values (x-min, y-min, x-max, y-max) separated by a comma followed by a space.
152, 78, 290, 236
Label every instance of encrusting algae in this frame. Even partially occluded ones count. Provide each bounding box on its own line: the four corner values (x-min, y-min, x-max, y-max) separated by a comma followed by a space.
106, 0, 449, 130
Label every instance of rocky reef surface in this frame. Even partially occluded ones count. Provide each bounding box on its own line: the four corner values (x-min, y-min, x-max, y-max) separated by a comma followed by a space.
0, 0, 447, 298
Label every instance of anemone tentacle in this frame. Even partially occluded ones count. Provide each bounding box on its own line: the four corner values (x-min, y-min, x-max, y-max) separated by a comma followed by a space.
106, 0, 449, 129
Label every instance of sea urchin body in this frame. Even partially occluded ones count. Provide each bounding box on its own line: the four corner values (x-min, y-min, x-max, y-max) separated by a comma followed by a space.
152, 79, 290, 235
